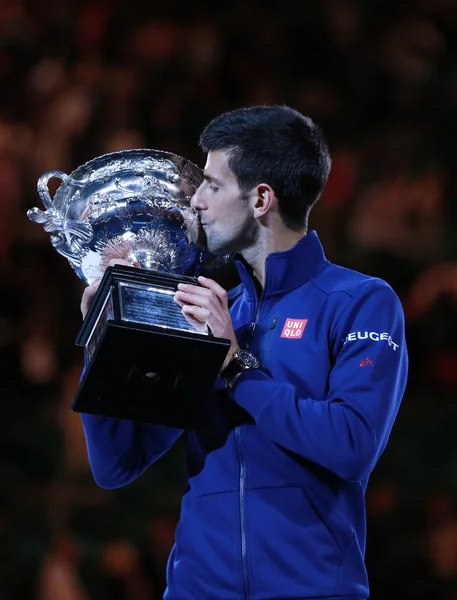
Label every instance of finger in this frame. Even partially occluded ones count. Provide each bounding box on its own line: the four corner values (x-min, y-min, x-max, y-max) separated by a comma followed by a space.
87, 279, 101, 290
181, 309, 207, 332
177, 283, 213, 298
81, 280, 101, 316
177, 280, 226, 306
182, 305, 211, 323
82, 280, 101, 300
181, 306, 208, 333
174, 295, 195, 308
175, 289, 207, 303
174, 290, 220, 313
173, 296, 185, 308
197, 276, 228, 307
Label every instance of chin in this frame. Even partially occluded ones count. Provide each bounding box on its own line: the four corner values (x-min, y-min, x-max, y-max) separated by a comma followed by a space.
206, 230, 244, 256
206, 243, 229, 256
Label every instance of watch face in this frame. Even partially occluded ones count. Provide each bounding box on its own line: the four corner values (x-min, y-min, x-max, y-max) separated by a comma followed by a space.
238, 349, 260, 369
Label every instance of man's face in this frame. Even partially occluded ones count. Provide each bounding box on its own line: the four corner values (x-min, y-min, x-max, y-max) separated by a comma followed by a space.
190, 150, 257, 255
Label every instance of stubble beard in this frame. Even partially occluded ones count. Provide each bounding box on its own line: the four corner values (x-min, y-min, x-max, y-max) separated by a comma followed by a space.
206, 217, 259, 256
203, 191, 257, 255
205, 228, 237, 255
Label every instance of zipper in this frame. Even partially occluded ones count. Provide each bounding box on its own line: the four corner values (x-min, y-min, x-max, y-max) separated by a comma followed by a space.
245, 258, 268, 351
235, 426, 249, 600
234, 258, 268, 600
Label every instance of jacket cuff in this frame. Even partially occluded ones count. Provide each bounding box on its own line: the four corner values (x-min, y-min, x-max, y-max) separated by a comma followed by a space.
230, 369, 272, 418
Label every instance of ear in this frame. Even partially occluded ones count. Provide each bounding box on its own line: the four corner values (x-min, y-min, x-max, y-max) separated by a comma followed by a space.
252, 184, 277, 219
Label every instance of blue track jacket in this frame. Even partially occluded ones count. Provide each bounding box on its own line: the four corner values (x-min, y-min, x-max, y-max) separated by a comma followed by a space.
81, 231, 408, 600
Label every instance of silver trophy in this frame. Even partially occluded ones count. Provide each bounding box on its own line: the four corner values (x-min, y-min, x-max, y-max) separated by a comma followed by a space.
27, 149, 231, 427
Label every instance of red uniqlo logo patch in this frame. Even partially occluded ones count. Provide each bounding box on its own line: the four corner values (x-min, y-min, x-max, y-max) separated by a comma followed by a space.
281, 319, 308, 339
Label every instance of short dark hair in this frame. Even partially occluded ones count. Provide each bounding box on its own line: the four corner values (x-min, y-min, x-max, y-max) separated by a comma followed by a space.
199, 105, 331, 231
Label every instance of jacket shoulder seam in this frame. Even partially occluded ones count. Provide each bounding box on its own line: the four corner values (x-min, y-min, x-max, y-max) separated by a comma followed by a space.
308, 273, 390, 302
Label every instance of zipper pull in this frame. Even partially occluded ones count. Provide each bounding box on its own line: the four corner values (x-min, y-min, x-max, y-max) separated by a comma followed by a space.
244, 322, 256, 350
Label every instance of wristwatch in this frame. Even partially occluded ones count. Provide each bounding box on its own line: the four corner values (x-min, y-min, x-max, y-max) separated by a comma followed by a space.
220, 349, 260, 389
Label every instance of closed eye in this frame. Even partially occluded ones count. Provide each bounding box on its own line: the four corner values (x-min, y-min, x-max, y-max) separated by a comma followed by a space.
203, 174, 222, 193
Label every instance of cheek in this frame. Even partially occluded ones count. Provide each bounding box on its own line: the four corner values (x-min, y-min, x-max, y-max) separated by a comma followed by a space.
211, 194, 249, 227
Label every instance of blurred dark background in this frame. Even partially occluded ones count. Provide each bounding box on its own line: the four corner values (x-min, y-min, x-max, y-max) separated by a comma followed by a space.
1, 0, 457, 598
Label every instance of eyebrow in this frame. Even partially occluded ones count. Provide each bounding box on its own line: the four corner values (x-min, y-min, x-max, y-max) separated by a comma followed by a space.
203, 173, 223, 187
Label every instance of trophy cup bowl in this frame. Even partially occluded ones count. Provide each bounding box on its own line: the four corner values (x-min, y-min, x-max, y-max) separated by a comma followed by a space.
27, 149, 232, 428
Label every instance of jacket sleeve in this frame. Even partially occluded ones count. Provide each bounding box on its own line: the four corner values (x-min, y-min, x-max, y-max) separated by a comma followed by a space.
78, 350, 182, 489
231, 282, 408, 482
81, 413, 183, 489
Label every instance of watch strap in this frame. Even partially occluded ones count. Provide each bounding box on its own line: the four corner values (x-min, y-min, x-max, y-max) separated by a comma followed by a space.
220, 349, 259, 389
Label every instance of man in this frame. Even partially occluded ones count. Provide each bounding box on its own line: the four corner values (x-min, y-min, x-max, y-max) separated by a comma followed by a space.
81, 105, 408, 600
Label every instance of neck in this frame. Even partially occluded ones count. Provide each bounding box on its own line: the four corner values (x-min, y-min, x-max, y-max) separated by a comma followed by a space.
241, 226, 306, 288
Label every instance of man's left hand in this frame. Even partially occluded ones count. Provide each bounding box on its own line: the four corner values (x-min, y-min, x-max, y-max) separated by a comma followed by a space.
174, 276, 239, 370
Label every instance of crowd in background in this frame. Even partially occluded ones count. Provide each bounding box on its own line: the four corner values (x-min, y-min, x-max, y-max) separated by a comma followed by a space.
1, 0, 457, 598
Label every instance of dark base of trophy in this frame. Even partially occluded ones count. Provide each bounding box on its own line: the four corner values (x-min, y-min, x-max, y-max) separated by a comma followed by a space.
72, 265, 231, 429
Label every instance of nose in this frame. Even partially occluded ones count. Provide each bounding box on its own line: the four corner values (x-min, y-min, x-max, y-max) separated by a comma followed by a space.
190, 185, 207, 211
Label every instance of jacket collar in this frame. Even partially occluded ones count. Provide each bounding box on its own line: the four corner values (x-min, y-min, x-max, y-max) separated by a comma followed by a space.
235, 230, 329, 300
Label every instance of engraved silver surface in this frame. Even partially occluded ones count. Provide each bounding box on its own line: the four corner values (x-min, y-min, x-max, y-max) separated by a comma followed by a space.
119, 282, 199, 334
27, 149, 229, 284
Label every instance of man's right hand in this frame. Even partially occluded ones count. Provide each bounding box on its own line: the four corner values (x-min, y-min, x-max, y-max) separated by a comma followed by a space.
80, 258, 133, 319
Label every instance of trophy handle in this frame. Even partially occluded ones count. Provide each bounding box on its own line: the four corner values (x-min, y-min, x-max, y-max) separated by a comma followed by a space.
37, 170, 71, 210
27, 170, 93, 266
